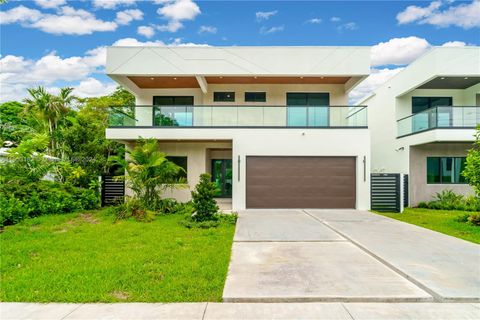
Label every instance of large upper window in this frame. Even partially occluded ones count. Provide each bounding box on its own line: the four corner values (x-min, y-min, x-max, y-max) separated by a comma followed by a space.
214, 92, 235, 102
245, 92, 266, 102
153, 96, 193, 127
412, 97, 452, 114
286, 93, 330, 126
426, 157, 466, 184
166, 156, 188, 181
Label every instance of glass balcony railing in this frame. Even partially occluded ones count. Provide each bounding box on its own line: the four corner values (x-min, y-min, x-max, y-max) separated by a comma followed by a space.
108, 105, 368, 128
397, 106, 480, 137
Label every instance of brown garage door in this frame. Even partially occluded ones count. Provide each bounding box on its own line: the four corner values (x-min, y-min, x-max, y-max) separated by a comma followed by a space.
246, 156, 356, 209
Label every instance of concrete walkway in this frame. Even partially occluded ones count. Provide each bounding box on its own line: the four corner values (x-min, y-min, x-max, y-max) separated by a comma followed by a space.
223, 209, 480, 303
2, 302, 480, 320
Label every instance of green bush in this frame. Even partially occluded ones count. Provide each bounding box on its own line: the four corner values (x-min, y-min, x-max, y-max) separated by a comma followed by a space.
0, 196, 28, 227
0, 180, 99, 226
417, 190, 480, 212
190, 173, 219, 222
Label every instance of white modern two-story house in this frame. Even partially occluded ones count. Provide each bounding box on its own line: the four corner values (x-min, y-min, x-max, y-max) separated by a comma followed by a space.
364, 47, 480, 206
105, 46, 371, 211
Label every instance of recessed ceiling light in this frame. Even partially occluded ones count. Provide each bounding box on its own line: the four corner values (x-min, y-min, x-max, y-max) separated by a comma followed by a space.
440, 77, 445, 80
173, 77, 177, 80
150, 77, 154, 80
300, 76, 304, 79
464, 77, 469, 79
254, 76, 257, 79
219, 76, 223, 79
320, 76, 324, 79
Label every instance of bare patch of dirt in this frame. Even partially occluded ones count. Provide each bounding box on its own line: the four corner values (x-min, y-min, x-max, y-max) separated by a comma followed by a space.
110, 290, 130, 300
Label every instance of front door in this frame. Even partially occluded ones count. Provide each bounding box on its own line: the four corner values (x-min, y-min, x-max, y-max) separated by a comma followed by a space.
211, 159, 232, 198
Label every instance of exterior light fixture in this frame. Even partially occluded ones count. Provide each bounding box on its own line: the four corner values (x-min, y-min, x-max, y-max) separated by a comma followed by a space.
440, 77, 445, 80
464, 77, 469, 79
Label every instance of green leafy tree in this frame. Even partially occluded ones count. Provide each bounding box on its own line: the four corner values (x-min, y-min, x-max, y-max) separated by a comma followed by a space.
463, 124, 480, 196
0, 101, 37, 143
191, 173, 219, 222
115, 139, 185, 210
23, 87, 77, 155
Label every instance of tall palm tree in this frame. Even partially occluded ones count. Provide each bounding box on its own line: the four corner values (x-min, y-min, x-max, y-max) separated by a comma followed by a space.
23, 86, 77, 155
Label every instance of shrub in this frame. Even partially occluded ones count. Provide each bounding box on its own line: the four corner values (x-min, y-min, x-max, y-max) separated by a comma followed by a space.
463, 124, 480, 196
0, 196, 28, 227
0, 180, 99, 226
417, 190, 480, 212
190, 173, 219, 222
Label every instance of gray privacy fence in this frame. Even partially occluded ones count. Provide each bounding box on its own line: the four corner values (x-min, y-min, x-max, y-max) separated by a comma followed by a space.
371, 173, 408, 213
101, 175, 125, 206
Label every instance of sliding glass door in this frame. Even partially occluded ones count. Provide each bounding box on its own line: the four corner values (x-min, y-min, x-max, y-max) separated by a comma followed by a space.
287, 93, 330, 127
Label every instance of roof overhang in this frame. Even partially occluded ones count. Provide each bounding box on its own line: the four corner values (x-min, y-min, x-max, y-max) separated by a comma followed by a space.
106, 46, 370, 94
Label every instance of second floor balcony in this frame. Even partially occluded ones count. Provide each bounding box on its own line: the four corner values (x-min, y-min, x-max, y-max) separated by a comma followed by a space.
397, 106, 480, 138
108, 105, 368, 128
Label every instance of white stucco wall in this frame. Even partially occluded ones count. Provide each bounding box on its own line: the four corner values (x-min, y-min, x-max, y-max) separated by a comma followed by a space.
107, 128, 371, 211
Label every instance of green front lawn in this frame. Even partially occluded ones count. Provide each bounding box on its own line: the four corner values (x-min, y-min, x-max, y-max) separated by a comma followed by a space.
375, 208, 480, 244
0, 209, 235, 302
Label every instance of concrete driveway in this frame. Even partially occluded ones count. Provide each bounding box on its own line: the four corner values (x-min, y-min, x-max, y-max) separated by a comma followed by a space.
223, 209, 480, 303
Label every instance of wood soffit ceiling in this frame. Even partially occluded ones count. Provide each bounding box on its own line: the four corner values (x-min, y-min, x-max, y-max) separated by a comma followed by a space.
128, 76, 350, 88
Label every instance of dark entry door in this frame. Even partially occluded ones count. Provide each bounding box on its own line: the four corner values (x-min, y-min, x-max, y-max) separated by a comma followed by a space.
211, 159, 232, 197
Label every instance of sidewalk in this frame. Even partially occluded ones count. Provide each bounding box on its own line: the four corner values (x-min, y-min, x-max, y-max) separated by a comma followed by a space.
2, 302, 479, 320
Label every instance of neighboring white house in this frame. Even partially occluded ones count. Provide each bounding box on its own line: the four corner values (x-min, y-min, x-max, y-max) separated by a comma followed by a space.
363, 47, 480, 206
105, 46, 371, 211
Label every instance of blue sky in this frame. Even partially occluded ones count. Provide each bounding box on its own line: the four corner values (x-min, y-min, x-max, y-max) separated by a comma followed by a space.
1, 0, 479, 102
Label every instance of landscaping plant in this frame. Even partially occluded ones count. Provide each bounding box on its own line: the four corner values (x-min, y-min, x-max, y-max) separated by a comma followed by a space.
191, 173, 219, 222
463, 124, 480, 196
110, 139, 185, 219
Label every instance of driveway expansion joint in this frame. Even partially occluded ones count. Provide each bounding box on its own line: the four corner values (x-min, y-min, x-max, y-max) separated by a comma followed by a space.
301, 209, 443, 302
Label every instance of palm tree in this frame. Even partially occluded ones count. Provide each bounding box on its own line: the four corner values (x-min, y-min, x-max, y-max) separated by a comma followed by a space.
23, 86, 77, 155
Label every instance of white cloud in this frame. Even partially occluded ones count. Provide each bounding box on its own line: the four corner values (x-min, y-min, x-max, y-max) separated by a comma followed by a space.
34, 0, 66, 9
73, 77, 116, 98
156, 0, 200, 32
330, 16, 341, 22
305, 18, 322, 24
137, 25, 155, 38
0, 37, 210, 102
0, 5, 42, 24
442, 41, 467, 47
0, 5, 118, 35
115, 9, 143, 25
337, 22, 358, 32
397, 0, 480, 29
260, 25, 284, 35
256, 10, 277, 21
92, 0, 137, 10
349, 67, 404, 104
371, 36, 431, 66
198, 25, 217, 34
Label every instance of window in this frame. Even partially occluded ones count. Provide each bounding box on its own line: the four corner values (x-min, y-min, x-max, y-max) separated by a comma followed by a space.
426, 157, 466, 184
245, 92, 266, 102
286, 93, 330, 126
166, 156, 187, 180
412, 97, 452, 114
153, 96, 194, 127
214, 92, 235, 102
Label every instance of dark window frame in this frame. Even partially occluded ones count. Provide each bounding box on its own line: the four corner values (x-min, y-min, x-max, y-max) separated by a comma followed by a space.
166, 156, 188, 182
245, 92, 266, 102
426, 156, 467, 184
213, 92, 235, 102
412, 96, 452, 114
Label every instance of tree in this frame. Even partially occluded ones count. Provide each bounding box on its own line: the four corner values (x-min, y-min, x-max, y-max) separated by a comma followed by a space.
116, 139, 185, 210
191, 173, 219, 222
23, 87, 77, 155
463, 124, 480, 196
0, 101, 36, 144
